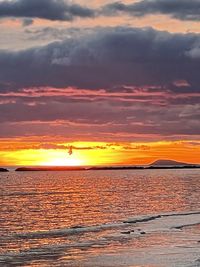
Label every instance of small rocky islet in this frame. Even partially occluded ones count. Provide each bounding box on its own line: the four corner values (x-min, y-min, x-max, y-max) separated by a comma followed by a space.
0, 168, 9, 172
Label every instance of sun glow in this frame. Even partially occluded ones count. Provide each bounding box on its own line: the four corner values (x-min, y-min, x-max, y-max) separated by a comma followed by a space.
39, 150, 87, 166
0, 140, 200, 166
43, 156, 84, 166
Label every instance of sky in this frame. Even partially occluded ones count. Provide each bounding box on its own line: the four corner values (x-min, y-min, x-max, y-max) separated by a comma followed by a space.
0, 0, 200, 166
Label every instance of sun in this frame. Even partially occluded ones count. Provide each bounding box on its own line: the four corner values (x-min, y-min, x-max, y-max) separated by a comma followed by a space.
43, 156, 84, 166
47, 157, 83, 166
38, 150, 86, 166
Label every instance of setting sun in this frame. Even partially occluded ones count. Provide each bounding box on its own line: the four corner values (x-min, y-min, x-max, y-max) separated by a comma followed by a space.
42, 155, 85, 167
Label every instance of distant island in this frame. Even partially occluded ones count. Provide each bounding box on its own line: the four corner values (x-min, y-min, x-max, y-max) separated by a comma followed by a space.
146, 159, 199, 169
149, 159, 193, 166
15, 166, 88, 172
0, 168, 9, 172
15, 160, 200, 171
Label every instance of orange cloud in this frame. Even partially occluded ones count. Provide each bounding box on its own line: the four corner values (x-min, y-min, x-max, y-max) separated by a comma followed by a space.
0, 139, 199, 166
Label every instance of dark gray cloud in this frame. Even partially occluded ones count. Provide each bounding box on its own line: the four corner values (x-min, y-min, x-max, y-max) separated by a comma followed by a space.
0, 27, 200, 91
103, 0, 200, 21
0, 0, 94, 21
1, 0, 200, 23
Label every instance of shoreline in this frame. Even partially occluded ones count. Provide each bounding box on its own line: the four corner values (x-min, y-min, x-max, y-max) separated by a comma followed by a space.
15, 165, 200, 171
1, 210, 200, 266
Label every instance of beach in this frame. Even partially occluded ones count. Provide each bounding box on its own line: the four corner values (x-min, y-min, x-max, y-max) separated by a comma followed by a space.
0, 169, 200, 266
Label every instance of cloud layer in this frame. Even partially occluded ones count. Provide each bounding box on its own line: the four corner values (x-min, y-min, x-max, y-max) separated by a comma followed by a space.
0, 27, 200, 140
0, 0, 94, 21
1, 27, 200, 90
1, 0, 200, 23
104, 0, 200, 21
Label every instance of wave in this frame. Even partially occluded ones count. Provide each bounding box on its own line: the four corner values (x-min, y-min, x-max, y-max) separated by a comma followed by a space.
124, 210, 200, 223
14, 210, 200, 240
15, 222, 124, 239
0, 191, 79, 197
0, 240, 102, 266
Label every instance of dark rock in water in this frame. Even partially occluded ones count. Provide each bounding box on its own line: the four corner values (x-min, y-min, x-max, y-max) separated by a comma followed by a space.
121, 231, 131, 234
0, 168, 9, 172
140, 231, 146, 235
71, 225, 84, 229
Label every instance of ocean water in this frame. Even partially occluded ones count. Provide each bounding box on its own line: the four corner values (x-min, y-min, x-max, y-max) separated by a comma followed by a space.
0, 169, 200, 266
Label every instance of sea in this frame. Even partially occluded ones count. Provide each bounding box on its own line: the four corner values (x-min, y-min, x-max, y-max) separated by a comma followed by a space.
0, 169, 200, 267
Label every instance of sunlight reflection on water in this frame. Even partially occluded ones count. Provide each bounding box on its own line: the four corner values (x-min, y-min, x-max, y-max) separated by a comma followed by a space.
0, 169, 200, 266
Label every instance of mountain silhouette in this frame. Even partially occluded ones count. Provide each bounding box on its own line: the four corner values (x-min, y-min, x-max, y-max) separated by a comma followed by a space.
150, 159, 191, 166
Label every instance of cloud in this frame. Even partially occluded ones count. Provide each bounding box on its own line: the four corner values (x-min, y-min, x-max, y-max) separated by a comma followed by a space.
0, 142, 108, 151
0, 0, 94, 21
0, 94, 200, 140
1, 26, 200, 91
185, 43, 200, 59
22, 18, 34, 27
1, 0, 200, 23
25, 27, 92, 41
103, 0, 200, 21
0, 27, 200, 140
